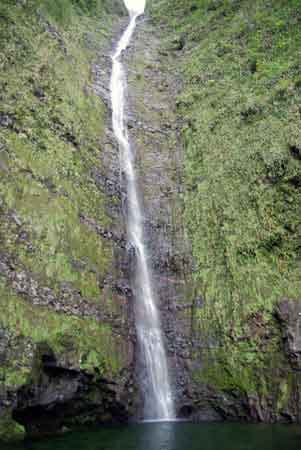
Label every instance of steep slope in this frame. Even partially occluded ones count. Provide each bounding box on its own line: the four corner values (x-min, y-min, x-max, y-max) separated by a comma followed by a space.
124, 13, 193, 417
1, 0, 301, 440
0, 0, 138, 441
150, 0, 301, 421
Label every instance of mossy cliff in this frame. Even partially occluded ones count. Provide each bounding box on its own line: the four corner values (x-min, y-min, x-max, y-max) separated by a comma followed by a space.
149, 0, 301, 422
0, 0, 135, 441
1, 0, 301, 440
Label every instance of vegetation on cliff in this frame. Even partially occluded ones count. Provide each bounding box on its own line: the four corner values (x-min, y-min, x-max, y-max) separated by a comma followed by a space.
0, 0, 128, 440
2, 0, 301, 437
151, 0, 301, 418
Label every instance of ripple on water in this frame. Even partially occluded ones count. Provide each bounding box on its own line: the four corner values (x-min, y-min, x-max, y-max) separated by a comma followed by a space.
5, 422, 301, 450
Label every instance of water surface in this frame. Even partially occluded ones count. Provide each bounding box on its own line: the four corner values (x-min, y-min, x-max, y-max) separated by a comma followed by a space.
4, 422, 301, 450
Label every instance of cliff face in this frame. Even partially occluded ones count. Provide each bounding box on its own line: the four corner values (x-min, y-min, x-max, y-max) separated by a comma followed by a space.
148, 0, 301, 423
0, 0, 137, 440
1, 0, 301, 441
124, 16, 194, 417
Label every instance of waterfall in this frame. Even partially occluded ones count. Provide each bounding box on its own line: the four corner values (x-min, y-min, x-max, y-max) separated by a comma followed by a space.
110, 1, 174, 421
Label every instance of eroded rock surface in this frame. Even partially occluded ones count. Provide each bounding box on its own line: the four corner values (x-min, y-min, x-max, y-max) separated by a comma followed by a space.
0, 1, 135, 439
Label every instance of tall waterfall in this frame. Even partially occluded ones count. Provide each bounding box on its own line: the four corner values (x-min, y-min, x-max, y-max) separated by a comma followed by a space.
110, 1, 174, 421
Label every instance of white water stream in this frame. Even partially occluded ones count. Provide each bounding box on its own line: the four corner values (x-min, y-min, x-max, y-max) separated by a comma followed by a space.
110, 1, 174, 420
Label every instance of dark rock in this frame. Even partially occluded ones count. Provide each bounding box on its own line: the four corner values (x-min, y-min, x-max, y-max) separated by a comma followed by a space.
63, 131, 79, 148
12, 344, 129, 437
80, 214, 126, 248
288, 175, 301, 188
33, 86, 45, 100
276, 298, 301, 369
0, 113, 14, 129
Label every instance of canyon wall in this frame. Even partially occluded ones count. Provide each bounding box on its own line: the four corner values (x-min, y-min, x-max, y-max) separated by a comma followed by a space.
0, 0, 137, 440
1, 0, 301, 441
149, 0, 301, 423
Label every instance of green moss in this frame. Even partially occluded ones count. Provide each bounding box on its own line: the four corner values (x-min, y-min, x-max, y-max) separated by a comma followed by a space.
0, 413, 25, 443
0, 0, 118, 300
276, 378, 290, 412
196, 360, 257, 395
0, 279, 126, 388
150, 0, 301, 407
0, 367, 31, 389
193, 319, 290, 408
0, 0, 128, 437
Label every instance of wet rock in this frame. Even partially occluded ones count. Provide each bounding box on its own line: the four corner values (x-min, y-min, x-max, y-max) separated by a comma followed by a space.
12, 344, 129, 437
124, 16, 196, 419
276, 298, 301, 369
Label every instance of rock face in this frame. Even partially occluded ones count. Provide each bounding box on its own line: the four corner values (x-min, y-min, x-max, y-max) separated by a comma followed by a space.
124, 16, 193, 417
146, 0, 301, 424
12, 343, 130, 437
0, 0, 135, 440
277, 299, 301, 371
1, 0, 301, 441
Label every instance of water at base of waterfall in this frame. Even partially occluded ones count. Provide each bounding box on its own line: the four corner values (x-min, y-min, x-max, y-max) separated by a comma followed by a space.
109, 1, 174, 421
12, 423, 301, 450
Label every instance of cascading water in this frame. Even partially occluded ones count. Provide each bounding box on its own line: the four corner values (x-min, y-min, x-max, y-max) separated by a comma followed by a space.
110, 0, 174, 421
